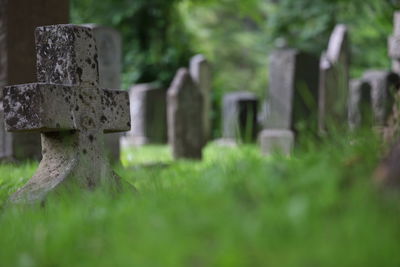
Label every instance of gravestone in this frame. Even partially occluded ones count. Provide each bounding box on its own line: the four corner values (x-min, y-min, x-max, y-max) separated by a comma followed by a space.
222, 91, 258, 142
122, 83, 167, 146
167, 68, 203, 159
4, 24, 131, 203
264, 48, 319, 131
318, 24, 350, 132
259, 129, 294, 156
348, 78, 373, 129
0, 0, 69, 160
362, 70, 400, 126
190, 54, 212, 142
86, 24, 122, 161
389, 12, 400, 75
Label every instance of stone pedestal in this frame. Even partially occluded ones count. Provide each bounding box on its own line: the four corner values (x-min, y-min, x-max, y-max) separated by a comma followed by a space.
259, 129, 294, 156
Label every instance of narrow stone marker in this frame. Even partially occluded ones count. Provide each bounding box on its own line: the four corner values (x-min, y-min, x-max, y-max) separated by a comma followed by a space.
348, 78, 373, 129
87, 24, 123, 161
318, 24, 350, 132
4, 24, 131, 203
123, 83, 167, 146
190, 54, 212, 143
167, 68, 204, 160
389, 12, 400, 75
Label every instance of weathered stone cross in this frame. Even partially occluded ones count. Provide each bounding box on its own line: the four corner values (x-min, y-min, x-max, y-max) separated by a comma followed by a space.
3, 24, 131, 203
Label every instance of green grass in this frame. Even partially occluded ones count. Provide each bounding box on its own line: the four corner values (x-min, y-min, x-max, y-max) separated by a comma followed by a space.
0, 131, 399, 266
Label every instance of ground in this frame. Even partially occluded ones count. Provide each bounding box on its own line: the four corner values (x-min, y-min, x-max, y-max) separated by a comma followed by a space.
0, 131, 399, 266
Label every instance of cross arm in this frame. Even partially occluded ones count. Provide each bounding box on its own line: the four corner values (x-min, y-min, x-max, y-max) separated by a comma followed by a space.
101, 89, 131, 133
3, 83, 77, 132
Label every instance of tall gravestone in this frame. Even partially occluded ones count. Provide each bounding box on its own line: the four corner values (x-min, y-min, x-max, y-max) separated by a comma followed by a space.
259, 48, 319, 155
0, 0, 69, 160
222, 91, 258, 143
123, 83, 167, 146
167, 68, 203, 160
190, 54, 212, 142
263, 48, 319, 131
4, 24, 131, 203
318, 24, 350, 132
389, 12, 400, 76
86, 24, 122, 161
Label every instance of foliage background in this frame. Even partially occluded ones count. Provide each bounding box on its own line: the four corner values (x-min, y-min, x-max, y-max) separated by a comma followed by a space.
71, 0, 400, 137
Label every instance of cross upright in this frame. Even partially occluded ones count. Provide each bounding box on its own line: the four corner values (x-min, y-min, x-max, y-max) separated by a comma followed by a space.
3, 24, 131, 203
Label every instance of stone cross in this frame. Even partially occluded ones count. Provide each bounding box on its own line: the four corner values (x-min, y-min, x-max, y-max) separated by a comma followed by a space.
190, 54, 212, 143
86, 24, 122, 161
167, 68, 203, 159
389, 12, 400, 75
318, 24, 350, 132
0, 0, 69, 160
122, 83, 167, 146
4, 24, 131, 203
222, 91, 258, 143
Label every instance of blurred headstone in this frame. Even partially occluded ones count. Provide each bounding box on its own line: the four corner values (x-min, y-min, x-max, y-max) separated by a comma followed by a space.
222, 91, 258, 143
4, 24, 130, 203
0, 0, 69, 160
190, 54, 212, 143
389, 12, 400, 75
264, 48, 319, 131
167, 68, 204, 160
86, 24, 122, 162
362, 70, 399, 126
122, 83, 167, 146
348, 78, 373, 129
318, 24, 350, 132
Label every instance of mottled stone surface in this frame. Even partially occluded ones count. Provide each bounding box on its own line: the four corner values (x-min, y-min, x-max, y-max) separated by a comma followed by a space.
122, 83, 167, 146
4, 24, 130, 203
348, 78, 373, 129
222, 91, 258, 143
86, 24, 122, 161
264, 48, 319, 131
318, 24, 349, 132
259, 129, 294, 156
167, 68, 203, 160
0, 0, 69, 160
190, 54, 212, 142
362, 70, 400, 126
